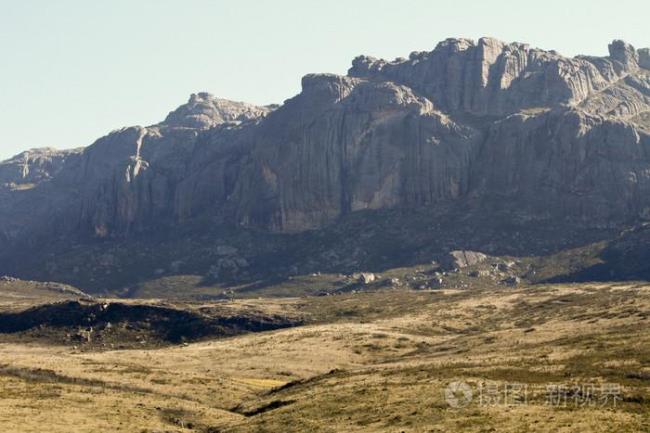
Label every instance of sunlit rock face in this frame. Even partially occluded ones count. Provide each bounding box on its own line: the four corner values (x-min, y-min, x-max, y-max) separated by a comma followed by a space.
1, 37, 650, 245
349, 37, 649, 118
161, 92, 275, 129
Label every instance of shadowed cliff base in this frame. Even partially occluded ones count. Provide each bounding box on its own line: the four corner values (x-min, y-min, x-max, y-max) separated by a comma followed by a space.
0, 205, 635, 296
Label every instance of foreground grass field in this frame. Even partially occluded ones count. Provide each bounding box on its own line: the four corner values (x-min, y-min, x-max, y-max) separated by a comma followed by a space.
0, 283, 649, 432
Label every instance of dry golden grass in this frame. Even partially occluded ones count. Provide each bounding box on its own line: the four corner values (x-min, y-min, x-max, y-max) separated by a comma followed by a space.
0, 279, 88, 311
0, 283, 649, 432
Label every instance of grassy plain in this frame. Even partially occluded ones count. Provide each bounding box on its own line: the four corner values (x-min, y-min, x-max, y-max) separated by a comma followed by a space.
0, 283, 649, 432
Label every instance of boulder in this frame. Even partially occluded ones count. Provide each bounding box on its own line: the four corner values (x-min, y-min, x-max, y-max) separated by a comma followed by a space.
502, 276, 521, 286
353, 272, 376, 285
441, 251, 488, 270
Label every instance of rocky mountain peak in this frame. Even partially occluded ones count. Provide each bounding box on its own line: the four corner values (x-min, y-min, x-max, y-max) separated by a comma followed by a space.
161, 92, 275, 129
349, 38, 650, 118
434, 37, 476, 53
608, 39, 639, 70
0, 147, 81, 187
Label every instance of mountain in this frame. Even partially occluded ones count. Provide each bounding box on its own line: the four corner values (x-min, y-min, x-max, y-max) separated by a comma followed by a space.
2, 37, 650, 293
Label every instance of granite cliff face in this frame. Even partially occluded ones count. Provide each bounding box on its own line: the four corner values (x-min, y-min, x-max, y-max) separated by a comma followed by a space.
2, 38, 650, 288
349, 38, 650, 118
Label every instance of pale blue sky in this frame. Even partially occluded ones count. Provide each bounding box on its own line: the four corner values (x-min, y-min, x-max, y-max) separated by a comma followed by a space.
1, 0, 648, 159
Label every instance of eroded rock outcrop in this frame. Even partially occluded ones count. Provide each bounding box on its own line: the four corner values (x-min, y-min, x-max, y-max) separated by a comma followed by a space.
0, 147, 81, 187
349, 37, 649, 117
162, 92, 275, 129
639, 48, 650, 70
2, 37, 650, 287
441, 251, 489, 270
